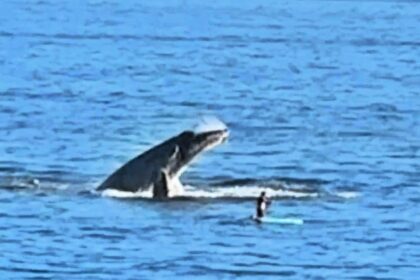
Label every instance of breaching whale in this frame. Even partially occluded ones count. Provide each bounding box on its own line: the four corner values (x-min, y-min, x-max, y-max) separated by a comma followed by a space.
97, 128, 229, 199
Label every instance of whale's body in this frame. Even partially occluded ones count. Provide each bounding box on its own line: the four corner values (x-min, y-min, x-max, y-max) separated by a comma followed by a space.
97, 129, 228, 199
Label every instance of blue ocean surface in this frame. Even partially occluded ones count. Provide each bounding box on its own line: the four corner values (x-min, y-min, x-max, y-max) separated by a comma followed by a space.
1, 0, 419, 279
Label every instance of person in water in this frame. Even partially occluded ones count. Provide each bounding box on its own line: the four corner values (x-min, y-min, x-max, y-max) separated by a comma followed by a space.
256, 191, 271, 218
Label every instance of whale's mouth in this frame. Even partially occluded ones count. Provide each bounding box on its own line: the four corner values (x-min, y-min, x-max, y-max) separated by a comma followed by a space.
167, 128, 229, 179
194, 128, 229, 152
181, 128, 229, 163
190, 116, 229, 153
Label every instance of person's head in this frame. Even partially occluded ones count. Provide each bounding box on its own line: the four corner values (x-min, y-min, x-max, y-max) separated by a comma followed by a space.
261, 191, 266, 197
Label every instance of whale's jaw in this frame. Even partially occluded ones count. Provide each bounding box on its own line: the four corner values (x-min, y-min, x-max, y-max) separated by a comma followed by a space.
166, 128, 229, 178
161, 129, 229, 198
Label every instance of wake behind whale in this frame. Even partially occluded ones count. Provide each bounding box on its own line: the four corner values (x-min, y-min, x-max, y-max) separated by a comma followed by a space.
0, 172, 358, 201
98, 175, 358, 201
100, 184, 320, 200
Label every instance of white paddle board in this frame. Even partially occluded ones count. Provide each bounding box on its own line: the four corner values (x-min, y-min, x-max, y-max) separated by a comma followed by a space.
253, 216, 303, 225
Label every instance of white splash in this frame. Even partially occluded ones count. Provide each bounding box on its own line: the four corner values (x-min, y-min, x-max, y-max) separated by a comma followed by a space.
182, 185, 318, 199
101, 188, 153, 199
101, 184, 184, 199
193, 116, 227, 133
335, 191, 360, 199
100, 185, 318, 199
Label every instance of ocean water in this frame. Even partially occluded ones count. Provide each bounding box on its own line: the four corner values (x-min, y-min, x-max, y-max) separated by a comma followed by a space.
1, 0, 419, 279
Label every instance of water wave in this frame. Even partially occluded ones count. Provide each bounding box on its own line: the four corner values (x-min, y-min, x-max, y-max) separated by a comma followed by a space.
101, 185, 318, 200
0, 175, 359, 201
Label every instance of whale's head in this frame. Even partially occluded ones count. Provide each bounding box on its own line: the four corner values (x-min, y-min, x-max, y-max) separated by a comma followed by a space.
168, 128, 229, 176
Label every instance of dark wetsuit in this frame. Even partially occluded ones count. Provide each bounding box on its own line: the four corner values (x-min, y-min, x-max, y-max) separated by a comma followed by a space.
256, 196, 269, 218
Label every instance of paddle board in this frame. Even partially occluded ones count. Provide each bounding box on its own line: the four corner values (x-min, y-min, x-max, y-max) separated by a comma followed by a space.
253, 216, 303, 225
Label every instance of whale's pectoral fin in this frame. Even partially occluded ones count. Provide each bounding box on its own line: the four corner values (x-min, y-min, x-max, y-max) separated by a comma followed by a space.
169, 145, 179, 161
153, 170, 169, 199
